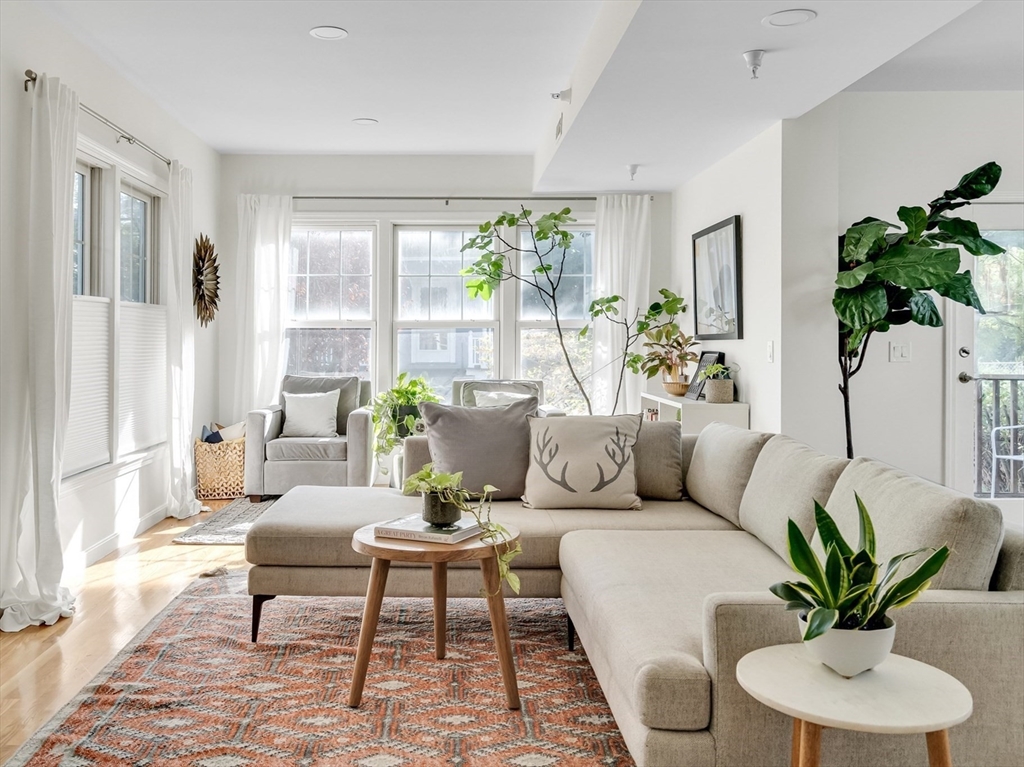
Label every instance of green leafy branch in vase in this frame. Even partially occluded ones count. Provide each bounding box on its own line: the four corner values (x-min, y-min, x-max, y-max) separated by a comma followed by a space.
404, 464, 523, 594
770, 494, 949, 641
833, 161, 1005, 458
582, 288, 689, 413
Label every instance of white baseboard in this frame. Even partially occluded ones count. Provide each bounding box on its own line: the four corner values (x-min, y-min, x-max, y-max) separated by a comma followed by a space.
82, 503, 169, 567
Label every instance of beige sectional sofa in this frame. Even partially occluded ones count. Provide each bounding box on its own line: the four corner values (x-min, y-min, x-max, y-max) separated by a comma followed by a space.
244, 421, 1024, 767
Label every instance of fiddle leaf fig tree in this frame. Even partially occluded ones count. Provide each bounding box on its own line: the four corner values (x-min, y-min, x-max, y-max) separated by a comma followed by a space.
834, 161, 1005, 458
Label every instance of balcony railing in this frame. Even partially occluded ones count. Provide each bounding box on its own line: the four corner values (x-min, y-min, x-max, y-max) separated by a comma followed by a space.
976, 375, 1023, 497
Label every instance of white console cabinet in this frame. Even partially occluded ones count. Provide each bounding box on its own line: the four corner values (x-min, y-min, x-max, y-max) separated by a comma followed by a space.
640, 392, 750, 434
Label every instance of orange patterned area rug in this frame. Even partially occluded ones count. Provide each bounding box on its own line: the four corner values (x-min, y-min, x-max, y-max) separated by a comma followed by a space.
9, 573, 633, 767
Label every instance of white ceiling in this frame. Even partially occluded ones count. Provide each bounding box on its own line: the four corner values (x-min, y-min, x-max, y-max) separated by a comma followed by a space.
846, 0, 1024, 91
35, 0, 1021, 194
534, 0, 981, 192
36, 0, 602, 154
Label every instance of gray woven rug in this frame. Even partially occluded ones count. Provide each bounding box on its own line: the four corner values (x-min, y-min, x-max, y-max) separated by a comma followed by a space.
172, 497, 275, 545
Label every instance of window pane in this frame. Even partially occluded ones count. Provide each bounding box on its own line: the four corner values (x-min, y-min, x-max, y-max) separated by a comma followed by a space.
72, 171, 85, 295
463, 277, 492, 320
288, 276, 307, 320
398, 276, 430, 320
342, 230, 372, 275
431, 230, 462, 275
284, 328, 371, 377
397, 327, 494, 402
343, 276, 372, 319
519, 228, 593, 321
398, 230, 429, 275
520, 328, 593, 415
120, 191, 148, 303
290, 231, 308, 274
975, 230, 1023, 376
309, 230, 340, 274
308, 275, 341, 320
429, 276, 463, 320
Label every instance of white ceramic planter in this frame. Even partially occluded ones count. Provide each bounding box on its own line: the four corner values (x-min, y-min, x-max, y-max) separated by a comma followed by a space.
799, 614, 896, 678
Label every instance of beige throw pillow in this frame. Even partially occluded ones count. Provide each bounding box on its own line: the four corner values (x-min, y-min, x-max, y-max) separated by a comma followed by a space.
523, 414, 642, 509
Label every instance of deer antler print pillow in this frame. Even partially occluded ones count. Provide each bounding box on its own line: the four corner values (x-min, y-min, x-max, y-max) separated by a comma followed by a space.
522, 414, 643, 509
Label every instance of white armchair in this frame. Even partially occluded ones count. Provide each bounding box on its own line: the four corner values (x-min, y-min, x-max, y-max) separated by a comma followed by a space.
245, 376, 373, 501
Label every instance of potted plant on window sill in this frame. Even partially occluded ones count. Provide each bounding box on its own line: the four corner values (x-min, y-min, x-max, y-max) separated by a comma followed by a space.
698, 362, 734, 403
370, 373, 440, 475
770, 495, 950, 678
637, 322, 700, 397
404, 464, 522, 594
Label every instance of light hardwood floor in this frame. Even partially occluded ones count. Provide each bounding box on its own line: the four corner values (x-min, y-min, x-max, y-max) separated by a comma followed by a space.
0, 501, 249, 762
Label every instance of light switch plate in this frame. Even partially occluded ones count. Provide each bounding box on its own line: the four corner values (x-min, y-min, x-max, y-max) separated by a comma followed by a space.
889, 341, 911, 363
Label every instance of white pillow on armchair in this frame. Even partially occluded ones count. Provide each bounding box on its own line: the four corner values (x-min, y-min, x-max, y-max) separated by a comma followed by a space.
280, 389, 341, 438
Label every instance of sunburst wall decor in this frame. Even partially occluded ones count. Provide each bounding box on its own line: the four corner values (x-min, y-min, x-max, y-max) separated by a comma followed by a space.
192, 233, 220, 327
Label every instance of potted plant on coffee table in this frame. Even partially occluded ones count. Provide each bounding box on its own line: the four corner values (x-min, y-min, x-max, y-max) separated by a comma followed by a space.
370, 373, 440, 474
697, 362, 734, 403
404, 463, 522, 594
637, 323, 700, 396
770, 495, 950, 677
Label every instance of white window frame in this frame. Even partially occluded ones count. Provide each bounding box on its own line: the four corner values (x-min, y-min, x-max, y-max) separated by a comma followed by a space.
284, 223, 377, 380
393, 224, 501, 383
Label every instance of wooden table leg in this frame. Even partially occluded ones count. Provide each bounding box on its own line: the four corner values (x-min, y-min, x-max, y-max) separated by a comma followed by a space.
798, 720, 822, 767
926, 730, 953, 767
348, 557, 390, 708
791, 718, 802, 767
432, 562, 447, 660
480, 555, 520, 710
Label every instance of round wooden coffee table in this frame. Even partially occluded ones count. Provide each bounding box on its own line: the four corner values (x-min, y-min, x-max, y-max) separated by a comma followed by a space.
347, 522, 521, 710
736, 644, 973, 767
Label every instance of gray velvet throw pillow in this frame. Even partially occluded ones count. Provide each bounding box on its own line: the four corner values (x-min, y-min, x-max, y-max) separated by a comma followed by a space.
420, 397, 537, 500
634, 421, 684, 500
523, 414, 643, 510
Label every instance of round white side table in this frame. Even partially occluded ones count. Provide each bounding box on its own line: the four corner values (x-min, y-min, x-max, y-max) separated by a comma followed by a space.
736, 644, 973, 767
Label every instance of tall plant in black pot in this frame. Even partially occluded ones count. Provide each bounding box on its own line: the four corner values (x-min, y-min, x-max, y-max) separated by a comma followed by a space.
833, 162, 1005, 458
370, 373, 440, 472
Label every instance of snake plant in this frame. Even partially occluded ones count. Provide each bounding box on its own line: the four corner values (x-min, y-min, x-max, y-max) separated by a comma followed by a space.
770, 494, 950, 641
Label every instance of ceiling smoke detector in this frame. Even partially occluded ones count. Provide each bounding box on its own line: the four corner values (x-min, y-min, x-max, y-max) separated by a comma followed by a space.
352, 117, 378, 126
627, 164, 639, 182
310, 26, 348, 40
743, 50, 765, 80
762, 9, 817, 27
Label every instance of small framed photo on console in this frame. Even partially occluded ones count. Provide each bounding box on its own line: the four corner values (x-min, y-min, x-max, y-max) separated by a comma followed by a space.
686, 351, 725, 400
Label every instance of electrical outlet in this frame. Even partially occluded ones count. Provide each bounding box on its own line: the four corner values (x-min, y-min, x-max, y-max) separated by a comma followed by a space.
766, 340, 774, 363
889, 341, 911, 363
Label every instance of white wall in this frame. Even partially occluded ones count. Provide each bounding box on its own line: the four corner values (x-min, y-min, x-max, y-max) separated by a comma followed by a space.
0, 0, 221, 582
670, 124, 784, 432
781, 91, 1024, 482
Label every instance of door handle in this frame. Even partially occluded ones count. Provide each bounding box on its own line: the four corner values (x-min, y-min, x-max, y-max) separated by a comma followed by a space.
958, 372, 975, 384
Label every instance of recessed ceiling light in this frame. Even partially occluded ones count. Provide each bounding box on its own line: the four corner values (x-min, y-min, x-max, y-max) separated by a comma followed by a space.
310, 26, 348, 40
352, 118, 378, 126
762, 9, 817, 27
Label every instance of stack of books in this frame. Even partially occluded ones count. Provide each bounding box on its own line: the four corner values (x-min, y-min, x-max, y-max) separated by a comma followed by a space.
373, 514, 483, 544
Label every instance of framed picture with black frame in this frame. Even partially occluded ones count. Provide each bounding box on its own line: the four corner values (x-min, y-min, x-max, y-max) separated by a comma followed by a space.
685, 351, 725, 400
693, 215, 742, 340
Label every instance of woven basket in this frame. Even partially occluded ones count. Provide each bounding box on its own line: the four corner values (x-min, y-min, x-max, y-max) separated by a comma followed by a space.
195, 437, 246, 500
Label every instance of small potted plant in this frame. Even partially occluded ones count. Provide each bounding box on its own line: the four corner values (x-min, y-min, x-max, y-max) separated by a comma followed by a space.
770, 495, 950, 677
638, 322, 700, 396
404, 463, 522, 594
698, 362, 734, 403
370, 373, 440, 474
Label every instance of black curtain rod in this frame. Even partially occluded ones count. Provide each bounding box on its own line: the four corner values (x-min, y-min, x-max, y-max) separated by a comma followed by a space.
24, 69, 172, 167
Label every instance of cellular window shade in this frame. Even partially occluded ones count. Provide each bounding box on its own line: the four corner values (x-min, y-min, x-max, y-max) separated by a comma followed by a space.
63, 298, 112, 477
118, 303, 168, 454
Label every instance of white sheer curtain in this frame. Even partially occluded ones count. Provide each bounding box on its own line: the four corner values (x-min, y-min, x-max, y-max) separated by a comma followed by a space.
0, 74, 79, 632
164, 162, 200, 520
232, 195, 292, 421
592, 194, 652, 415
